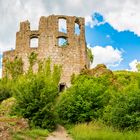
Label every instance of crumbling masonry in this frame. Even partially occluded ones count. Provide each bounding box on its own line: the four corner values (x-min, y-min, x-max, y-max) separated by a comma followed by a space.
2, 15, 90, 87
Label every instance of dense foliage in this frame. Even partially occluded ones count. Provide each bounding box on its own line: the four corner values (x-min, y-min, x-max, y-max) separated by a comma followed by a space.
0, 54, 140, 132
0, 87, 11, 102
103, 85, 140, 130
57, 71, 140, 131
13, 59, 61, 130
0, 79, 13, 102
56, 75, 112, 124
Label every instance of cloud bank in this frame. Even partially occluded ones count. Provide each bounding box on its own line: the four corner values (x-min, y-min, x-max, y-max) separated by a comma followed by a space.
128, 59, 140, 72
0, 0, 140, 52
88, 45, 123, 68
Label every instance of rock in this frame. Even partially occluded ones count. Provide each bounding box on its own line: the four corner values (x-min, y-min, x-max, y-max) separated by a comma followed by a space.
81, 64, 113, 77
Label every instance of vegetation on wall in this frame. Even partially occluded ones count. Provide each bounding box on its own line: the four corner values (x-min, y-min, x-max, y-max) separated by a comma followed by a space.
28, 51, 38, 73
5, 56, 23, 79
87, 47, 93, 63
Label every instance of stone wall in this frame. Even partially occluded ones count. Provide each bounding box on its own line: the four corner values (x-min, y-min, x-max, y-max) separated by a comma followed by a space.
2, 15, 90, 86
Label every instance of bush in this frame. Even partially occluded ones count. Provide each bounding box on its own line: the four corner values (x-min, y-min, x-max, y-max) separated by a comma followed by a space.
57, 71, 140, 131
0, 87, 11, 102
56, 75, 112, 124
103, 85, 140, 131
0, 79, 13, 102
13, 59, 61, 130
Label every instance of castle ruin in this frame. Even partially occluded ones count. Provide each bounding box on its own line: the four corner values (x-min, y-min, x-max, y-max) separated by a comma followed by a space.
2, 15, 90, 87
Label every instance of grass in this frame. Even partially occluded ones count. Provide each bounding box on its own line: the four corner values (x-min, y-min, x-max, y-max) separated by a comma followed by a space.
12, 129, 49, 140
69, 122, 140, 140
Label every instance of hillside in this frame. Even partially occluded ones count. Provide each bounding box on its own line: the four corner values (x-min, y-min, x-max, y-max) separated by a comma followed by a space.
0, 63, 140, 139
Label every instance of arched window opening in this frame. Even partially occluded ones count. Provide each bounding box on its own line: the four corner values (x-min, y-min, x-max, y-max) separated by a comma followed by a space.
58, 18, 67, 33
30, 38, 38, 48
75, 23, 80, 35
58, 37, 68, 47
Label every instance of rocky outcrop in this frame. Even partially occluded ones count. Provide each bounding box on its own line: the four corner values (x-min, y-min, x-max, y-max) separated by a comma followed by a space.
81, 64, 113, 77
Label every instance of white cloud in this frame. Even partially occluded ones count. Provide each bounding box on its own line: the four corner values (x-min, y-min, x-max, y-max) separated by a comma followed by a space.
85, 16, 105, 28
0, 0, 140, 53
128, 59, 140, 72
0, 42, 14, 53
88, 45, 123, 68
85, 16, 95, 28
101, 0, 140, 36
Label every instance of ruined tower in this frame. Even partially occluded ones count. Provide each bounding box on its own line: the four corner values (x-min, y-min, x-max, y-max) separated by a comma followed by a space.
2, 15, 90, 87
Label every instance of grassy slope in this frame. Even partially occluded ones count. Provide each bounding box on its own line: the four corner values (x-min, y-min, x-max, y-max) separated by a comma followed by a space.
1, 70, 140, 139
69, 122, 140, 140
113, 70, 140, 78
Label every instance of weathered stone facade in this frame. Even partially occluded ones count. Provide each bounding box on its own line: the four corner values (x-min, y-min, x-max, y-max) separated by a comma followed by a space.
2, 15, 89, 86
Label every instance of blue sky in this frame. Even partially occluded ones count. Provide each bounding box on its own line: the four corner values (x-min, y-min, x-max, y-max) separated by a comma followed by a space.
1, 0, 140, 77
85, 13, 140, 70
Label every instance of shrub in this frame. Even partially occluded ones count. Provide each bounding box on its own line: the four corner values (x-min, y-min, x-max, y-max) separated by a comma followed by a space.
0, 87, 11, 102
0, 79, 13, 102
56, 75, 112, 124
13, 59, 61, 130
103, 85, 140, 131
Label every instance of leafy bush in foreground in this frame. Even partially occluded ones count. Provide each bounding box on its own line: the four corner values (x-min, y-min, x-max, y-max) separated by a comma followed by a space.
103, 86, 140, 131
57, 71, 140, 131
13, 59, 61, 130
56, 75, 112, 124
